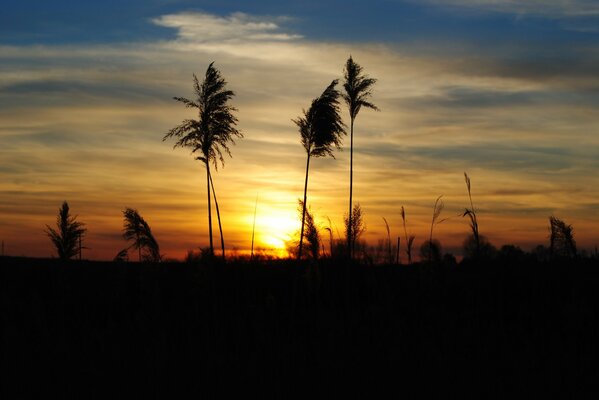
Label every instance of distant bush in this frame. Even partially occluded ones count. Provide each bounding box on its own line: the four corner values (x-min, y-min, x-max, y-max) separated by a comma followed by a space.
462, 234, 496, 260
420, 239, 442, 263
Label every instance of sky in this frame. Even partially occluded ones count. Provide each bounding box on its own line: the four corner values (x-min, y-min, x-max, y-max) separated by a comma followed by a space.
1, 0, 598, 260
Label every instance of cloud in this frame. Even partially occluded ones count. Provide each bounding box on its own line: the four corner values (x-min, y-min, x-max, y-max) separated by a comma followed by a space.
417, 0, 599, 17
414, 0, 599, 33
0, 10, 598, 258
152, 12, 302, 43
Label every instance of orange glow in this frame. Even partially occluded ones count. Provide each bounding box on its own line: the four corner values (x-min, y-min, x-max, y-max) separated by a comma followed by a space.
1, 20, 599, 260
245, 203, 299, 258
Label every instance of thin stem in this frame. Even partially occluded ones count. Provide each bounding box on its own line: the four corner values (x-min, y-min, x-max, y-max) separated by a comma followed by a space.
299, 153, 311, 260
348, 117, 355, 259
206, 162, 214, 256
251, 193, 258, 260
210, 172, 225, 259
430, 203, 437, 262
403, 224, 410, 264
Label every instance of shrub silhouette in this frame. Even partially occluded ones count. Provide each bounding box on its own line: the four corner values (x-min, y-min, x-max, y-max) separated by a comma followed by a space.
345, 203, 366, 257
463, 234, 496, 259
45, 201, 86, 260
343, 56, 379, 259
163, 62, 242, 257
122, 208, 161, 262
295, 199, 320, 260
294, 80, 345, 259
549, 216, 577, 258
113, 248, 129, 262
497, 244, 526, 261
420, 239, 442, 263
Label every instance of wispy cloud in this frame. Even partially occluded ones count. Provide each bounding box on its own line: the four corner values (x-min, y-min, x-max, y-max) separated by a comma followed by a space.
417, 0, 599, 17
152, 12, 302, 43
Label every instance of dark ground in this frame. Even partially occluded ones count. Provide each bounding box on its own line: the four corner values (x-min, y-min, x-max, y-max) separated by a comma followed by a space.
2, 255, 599, 398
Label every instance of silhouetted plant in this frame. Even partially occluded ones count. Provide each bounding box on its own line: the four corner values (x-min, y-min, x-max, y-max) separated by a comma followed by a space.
122, 208, 161, 262
297, 199, 320, 260
532, 244, 551, 262
251, 193, 258, 260
549, 216, 577, 258
463, 234, 496, 259
113, 248, 129, 262
45, 201, 87, 260
443, 252, 457, 265
185, 247, 212, 264
371, 237, 398, 264
382, 217, 393, 264
209, 173, 225, 258
428, 196, 448, 262
401, 206, 415, 264
345, 203, 366, 256
419, 239, 442, 263
324, 216, 334, 258
294, 80, 345, 259
343, 56, 379, 259
497, 244, 525, 261
462, 172, 480, 256
163, 62, 242, 257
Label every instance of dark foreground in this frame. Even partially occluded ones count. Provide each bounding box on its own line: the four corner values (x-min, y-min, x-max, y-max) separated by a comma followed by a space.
2, 255, 599, 397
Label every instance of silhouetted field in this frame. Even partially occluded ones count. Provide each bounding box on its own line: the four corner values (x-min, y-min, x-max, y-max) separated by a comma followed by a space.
2, 255, 599, 397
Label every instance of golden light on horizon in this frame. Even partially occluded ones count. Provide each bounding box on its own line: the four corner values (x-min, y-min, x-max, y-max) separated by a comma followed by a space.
246, 207, 299, 257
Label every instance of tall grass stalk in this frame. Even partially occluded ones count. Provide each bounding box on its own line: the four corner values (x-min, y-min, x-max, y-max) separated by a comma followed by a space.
462, 172, 480, 256
295, 80, 345, 259
343, 56, 379, 260
428, 196, 447, 262
401, 206, 415, 264
251, 193, 258, 260
209, 173, 225, 259
382, 217, 392, 263
324, 216, 334, 258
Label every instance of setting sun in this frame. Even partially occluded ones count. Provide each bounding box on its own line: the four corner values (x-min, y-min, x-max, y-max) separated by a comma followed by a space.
251, 208, 299, 256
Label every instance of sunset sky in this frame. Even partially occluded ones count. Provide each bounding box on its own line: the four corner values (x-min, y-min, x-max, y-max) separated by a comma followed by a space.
1, 0, 598, 260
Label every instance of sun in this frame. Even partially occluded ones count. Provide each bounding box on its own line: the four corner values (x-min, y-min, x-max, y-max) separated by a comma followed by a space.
254, 211, 298, 255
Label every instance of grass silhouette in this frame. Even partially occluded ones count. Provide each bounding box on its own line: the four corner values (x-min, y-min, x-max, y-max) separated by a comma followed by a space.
344, 202, 366, 259
163, 62, 242, 257
426, 195, 447, 262
343, 56, 379, 260
462, 172, 480, 257
121, 208, 161, 262
401, 206, 416, 264
294, 80, 345, 259
44, 201, 86, 260
549, 216, 577, 258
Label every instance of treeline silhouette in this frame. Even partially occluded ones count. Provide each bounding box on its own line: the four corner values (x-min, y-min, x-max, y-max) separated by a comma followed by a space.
2, 254, 599, 396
